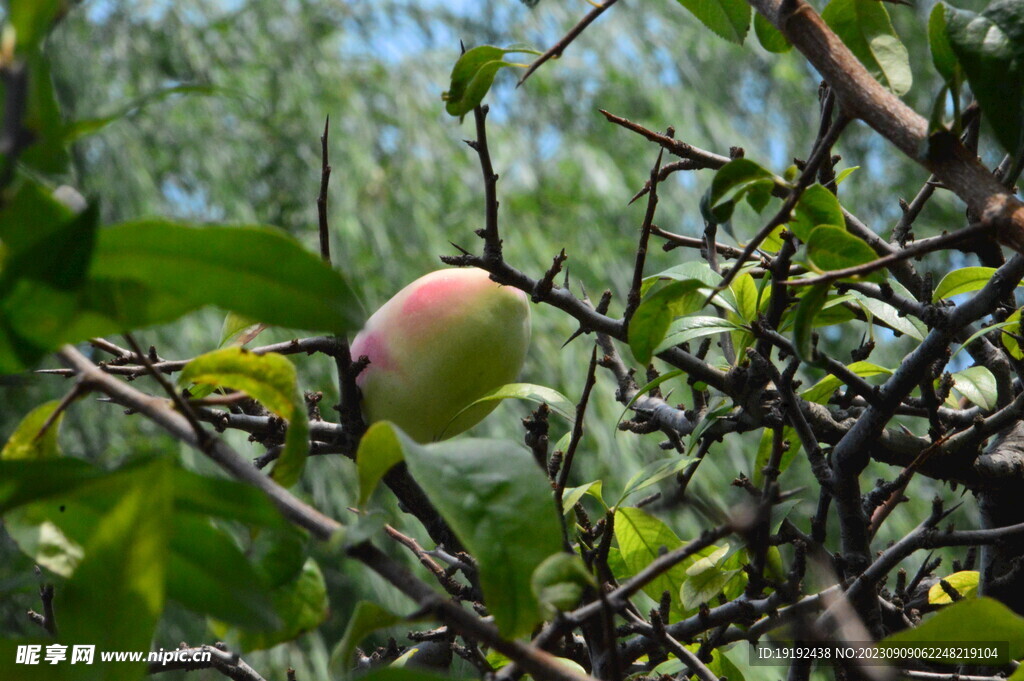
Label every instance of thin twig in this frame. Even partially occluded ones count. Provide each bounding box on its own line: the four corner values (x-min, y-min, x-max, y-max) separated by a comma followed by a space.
517, 0, 620, 87
318, 115, 332, 263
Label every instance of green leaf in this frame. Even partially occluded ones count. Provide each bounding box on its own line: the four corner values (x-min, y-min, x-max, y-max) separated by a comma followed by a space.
170, 468, 294, 531
680, 545, 742, 609
933, 267, 997, 301
219, 312, 264, 347
9, 0, 64, 52
655, 315, 744, 355
330, 601, 405, 675
532, 553, 595, 617
368, 423, 563, 638
615, 507, 688, 617
356, 421, 407, 507
835, 166, 860, 184
881, 597, 1024, 661
929, 4, 962, 84
167, 514, 277, 629
442, 46, 535, 118
851, 291, 927, 340
822, 0, 912, 96
701, 159, 777, 224
1, 400, 63, 460
801, 361, 893, 404
1, 459, 288, 623
88, 220, 362, 334
730, 272, 759, 323
805, 225, 883, 282
614, 507, 718, 619
405, 435, 563, 637
629, 279, 705, 364
442, 383, 575, 438
0, 188, 99, 372
179, 347, 309, 487
945, 0, 1024, 155
754, 12, 792, 53
213, 558, 328, 651
19, 51, 70, 173
641, 261, 721, 297
790, 184, 844, 243
1003, 308, 1024, 359
617, 457, 694, 507
928, 571, 980, 605
674, 0, 751, 44
561, 480, 604, 515
951, 365, 998, 411
0, 458, 111, 514
57, 460, 172, 681
792, 283, 830, 363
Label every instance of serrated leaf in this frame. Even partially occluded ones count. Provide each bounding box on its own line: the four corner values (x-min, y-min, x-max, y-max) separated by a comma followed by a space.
674, 0, 751, 44
951, 365, 998, 411
822, 0, 912, 96
179, 347, 308, 487
928, 571, 980, 605
442, 383, 575, 438
933, 267, 997, 301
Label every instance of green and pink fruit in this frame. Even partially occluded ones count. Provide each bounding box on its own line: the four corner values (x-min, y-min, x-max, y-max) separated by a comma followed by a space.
350, 267, 531, 443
